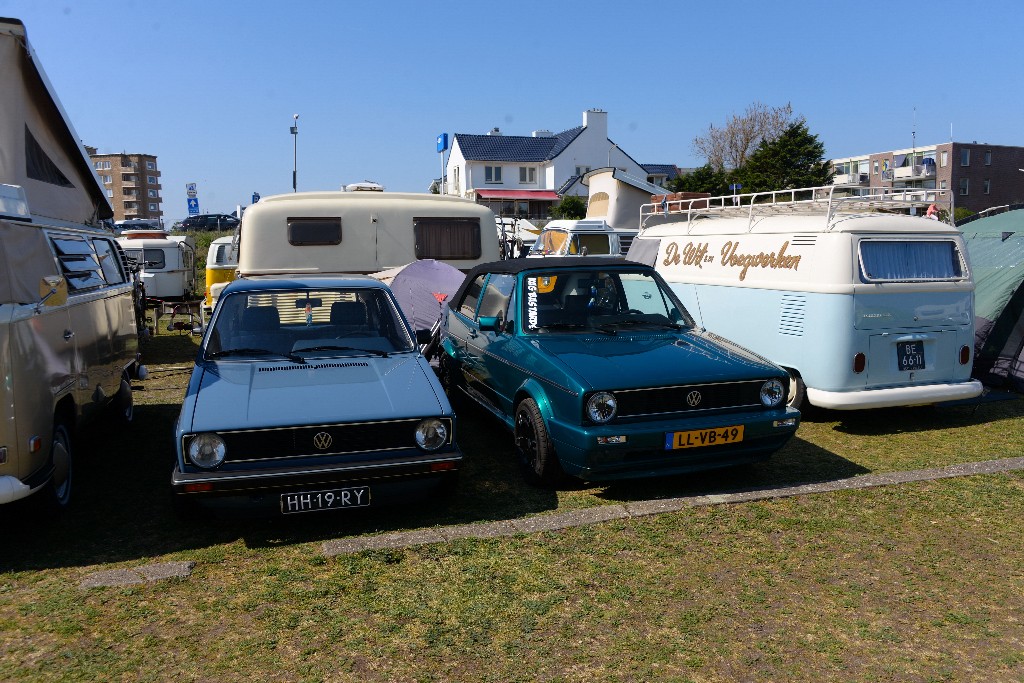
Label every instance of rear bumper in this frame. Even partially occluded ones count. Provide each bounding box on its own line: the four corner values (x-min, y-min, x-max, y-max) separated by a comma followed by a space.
806, 380, 983, 410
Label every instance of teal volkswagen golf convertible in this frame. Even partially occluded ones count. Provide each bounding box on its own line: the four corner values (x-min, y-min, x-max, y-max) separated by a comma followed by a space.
439, 257, 800, 486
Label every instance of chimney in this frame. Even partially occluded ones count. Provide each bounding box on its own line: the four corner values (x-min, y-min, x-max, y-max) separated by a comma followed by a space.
487, 127, 502, 136
532, 130, 553, 138
583, 109, 608, 139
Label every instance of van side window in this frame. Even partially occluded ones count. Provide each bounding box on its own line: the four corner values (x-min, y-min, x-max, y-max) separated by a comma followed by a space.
414, 217, 481, 260
91, 238, 126, 284
287, 217, 342, 246
859, 240, 966, 282
458, 274, 486, 318
573, 234, 612, 255
50, 235, 105, 291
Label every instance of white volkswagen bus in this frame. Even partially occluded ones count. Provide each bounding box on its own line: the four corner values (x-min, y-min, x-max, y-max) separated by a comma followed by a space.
630, 186, 982, 410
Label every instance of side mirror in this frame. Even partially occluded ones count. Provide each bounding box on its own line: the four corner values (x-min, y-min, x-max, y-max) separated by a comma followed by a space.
37, 276, 68, 310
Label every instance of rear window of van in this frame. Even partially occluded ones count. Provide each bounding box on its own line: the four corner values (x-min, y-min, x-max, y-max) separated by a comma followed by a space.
859, 240, 967, 282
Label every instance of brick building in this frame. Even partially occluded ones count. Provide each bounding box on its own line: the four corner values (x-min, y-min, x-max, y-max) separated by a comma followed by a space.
85, 147, 163, 224
832, 142, 1024, 213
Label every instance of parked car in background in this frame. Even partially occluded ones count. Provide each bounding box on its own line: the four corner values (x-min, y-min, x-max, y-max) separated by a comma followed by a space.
172, 276, 460, 514
178, 213, 239, 232
438, 257, 799, 486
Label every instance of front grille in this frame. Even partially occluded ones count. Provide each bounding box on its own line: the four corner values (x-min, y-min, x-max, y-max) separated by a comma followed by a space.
215, 418, 423, 462
615, 380, 766, 418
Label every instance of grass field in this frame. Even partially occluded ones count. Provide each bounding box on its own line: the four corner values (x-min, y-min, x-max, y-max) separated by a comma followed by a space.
2, 333, 1022, 682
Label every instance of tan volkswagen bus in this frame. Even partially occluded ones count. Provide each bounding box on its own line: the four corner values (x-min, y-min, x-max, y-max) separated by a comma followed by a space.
1, 17, 145, 512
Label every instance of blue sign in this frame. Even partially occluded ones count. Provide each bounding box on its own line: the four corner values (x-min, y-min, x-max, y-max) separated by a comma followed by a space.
729, 183, 743, 192
187, 197, 200, 215
252, 192, 261, 204
436, 132, 448, 153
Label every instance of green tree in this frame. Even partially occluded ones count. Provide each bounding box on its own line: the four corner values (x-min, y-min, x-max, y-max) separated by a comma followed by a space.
550, 194, 587, 219
735, 121, 832, 193
667, 164, 732, 196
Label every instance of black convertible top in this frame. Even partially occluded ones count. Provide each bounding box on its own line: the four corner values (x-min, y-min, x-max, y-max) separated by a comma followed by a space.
450, 257, 652, 310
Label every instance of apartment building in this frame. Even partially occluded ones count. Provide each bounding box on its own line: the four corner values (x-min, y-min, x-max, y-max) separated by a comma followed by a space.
85, 147, 163, 224
832, 142, 1024, 213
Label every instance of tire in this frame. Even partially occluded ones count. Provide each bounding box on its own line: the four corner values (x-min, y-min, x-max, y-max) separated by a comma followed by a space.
514, 398, 564, 487
438, 353, 463, 403
786, 369, 806, 411
46, 423, 73, 511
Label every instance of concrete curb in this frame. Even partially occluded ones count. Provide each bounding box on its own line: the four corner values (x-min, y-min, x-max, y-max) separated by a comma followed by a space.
322, 457, 1024, 557
80, 561, 196, 589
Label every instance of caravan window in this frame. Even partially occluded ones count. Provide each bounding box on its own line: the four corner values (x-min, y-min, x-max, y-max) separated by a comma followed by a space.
287, 217, 342, 246
859, 240, 966, 282
50, 236, 105, 291
123, 248, 166, 270
414, 218, 481, 260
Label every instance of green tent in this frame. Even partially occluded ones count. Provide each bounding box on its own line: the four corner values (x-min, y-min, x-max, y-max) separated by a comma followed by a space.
961, 206, 1024, 391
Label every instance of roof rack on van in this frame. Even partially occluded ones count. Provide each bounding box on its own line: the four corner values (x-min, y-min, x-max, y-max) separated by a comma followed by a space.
640, 185, 953, 233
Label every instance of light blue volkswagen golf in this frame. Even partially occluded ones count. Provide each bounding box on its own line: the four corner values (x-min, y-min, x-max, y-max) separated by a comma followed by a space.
172, 276, 460, 514
439, 258, 800, 486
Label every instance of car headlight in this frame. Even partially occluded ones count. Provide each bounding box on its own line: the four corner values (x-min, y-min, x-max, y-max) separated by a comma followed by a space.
586, 391, 618, 423
415, 418, 448, 451
188, 433, 226, 469
760, 379, 785, 407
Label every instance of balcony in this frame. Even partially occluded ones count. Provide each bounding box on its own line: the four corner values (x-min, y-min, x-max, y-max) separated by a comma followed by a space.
893, 164, 937, 181
833, 173, 867, 186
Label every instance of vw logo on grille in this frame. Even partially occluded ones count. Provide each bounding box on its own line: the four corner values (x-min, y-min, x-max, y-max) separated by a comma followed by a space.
313, 432, 333, 450
686, 391, 703, 407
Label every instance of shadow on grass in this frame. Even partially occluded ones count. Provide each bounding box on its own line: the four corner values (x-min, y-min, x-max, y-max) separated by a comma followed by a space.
814, 396, 1024, 437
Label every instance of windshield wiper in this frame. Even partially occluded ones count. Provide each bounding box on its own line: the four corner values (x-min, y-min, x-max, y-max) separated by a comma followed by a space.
599, 319, 684, 331
207, 348, 306, 364
297, 344, 390, 358
537, 322, 615, 336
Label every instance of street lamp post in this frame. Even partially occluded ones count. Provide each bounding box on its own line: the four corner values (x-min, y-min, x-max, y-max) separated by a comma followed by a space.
290, 114, 299, 192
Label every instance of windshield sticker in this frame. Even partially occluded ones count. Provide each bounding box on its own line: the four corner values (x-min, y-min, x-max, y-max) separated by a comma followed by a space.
526, 277, 539, 329
663, 240, 801, 281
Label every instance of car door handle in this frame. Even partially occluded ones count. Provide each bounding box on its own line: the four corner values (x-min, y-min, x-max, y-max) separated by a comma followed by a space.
63, 329, 75, 341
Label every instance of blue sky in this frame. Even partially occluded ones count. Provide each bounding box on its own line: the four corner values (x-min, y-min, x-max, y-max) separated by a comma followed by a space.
3, 0, 1021, 223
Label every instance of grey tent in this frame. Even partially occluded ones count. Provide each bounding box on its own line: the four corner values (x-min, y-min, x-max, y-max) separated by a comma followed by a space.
961, 205, 1024, 391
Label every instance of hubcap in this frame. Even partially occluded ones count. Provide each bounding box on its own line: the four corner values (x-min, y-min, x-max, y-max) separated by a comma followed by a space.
52, 433, 70, 502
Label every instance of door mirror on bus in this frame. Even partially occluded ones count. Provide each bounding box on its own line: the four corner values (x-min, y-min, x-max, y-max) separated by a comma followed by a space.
37, 276, 67, 309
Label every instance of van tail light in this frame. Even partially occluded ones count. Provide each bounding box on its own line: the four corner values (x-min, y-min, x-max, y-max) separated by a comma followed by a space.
853, 353, 866, 374
959, 345, 971, 365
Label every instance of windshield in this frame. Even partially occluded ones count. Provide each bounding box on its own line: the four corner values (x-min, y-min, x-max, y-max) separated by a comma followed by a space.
204, 286, 416, 360
521, 269, 694, 334
530, 229, 570, 256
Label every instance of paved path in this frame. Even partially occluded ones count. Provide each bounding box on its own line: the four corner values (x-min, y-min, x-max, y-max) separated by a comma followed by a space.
323, 457, 1024, 556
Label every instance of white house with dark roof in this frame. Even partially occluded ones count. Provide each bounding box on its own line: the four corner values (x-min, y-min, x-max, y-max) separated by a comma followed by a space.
444, 109, 658, 219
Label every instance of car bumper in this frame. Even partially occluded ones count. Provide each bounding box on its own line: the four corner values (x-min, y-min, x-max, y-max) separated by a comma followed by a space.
171, 449, 461, 509
806, 380, 983, 410
545, 408, 800, 481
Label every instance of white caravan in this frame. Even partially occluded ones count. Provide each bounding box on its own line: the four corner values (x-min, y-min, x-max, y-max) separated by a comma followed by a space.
630, 186, 982, 410
117, 230, 197, 300
237, 191, 500, 277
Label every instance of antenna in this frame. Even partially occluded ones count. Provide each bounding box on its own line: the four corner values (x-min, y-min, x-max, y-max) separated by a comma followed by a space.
912, 107, 916, 153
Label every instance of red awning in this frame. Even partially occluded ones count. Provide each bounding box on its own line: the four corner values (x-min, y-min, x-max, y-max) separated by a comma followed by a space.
476, 190, 560, 200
